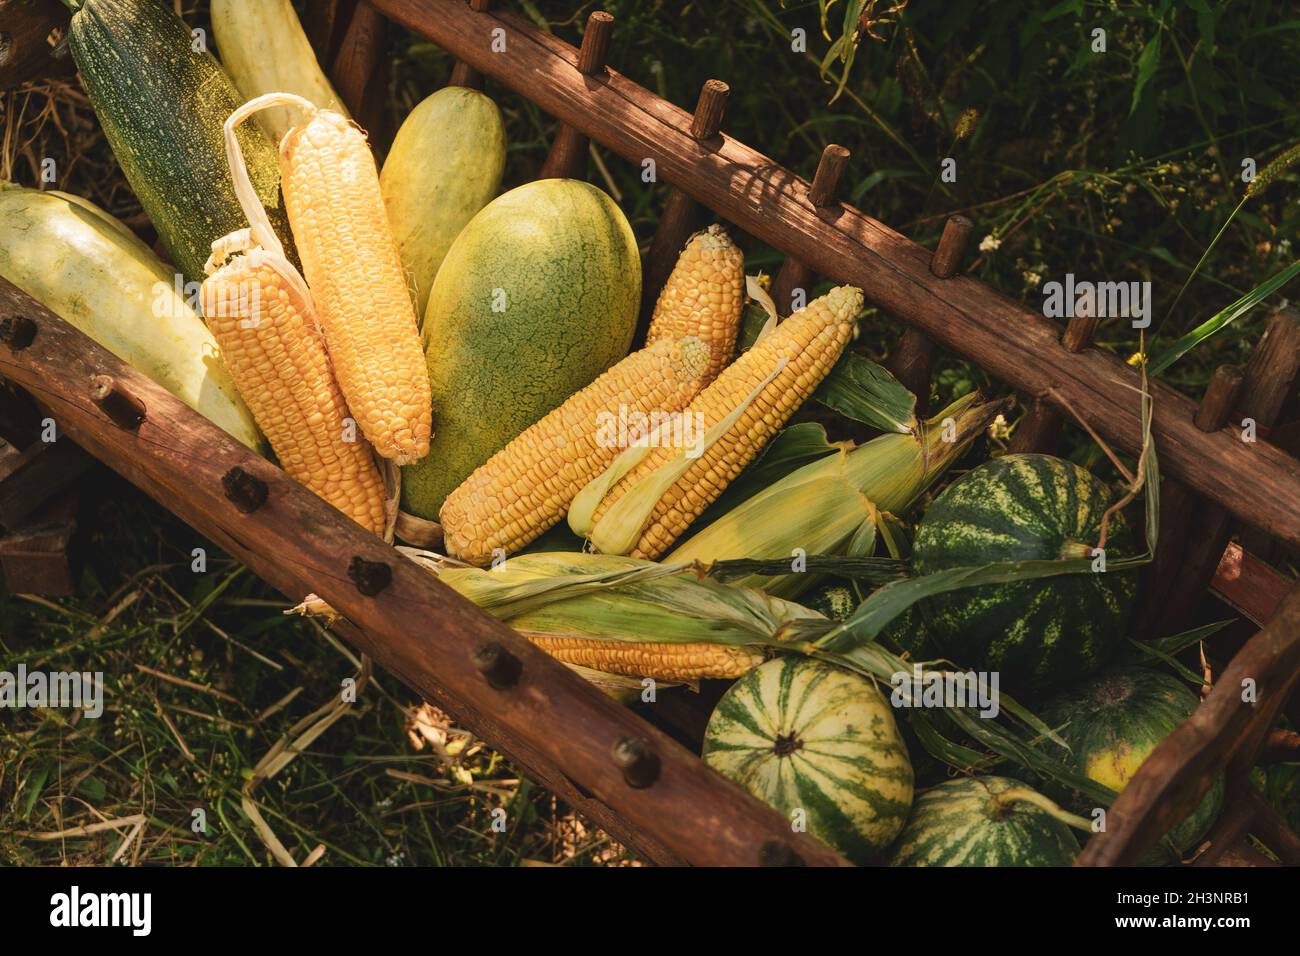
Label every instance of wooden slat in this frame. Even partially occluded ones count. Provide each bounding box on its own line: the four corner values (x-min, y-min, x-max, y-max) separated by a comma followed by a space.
331, 0, 390, 148
1208, 542, 1293, 627
0, 277, 847, 868
370, 0, 1300, 548
1076, 580, 1300, 866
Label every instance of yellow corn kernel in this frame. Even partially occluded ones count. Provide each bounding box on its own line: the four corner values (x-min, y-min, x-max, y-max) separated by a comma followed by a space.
645, 225, 745, 383
441, 336, 710, 565
279, 110, 431, 464
522, 634, 764, 681
200, 251, 388, 534
589, 285, 862, 559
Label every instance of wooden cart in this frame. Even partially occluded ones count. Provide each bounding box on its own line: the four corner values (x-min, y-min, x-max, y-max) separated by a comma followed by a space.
1, 0, 1298, 867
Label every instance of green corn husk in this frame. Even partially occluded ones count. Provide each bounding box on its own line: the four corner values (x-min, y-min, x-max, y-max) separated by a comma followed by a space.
407, 549, 829, 651
666, 391, 1006, 596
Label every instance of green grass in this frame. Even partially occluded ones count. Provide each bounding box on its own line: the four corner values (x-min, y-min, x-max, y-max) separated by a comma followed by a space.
3, 0, 1299, 865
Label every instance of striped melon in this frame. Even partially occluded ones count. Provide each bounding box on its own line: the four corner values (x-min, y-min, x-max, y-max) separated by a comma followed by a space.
889, 776, 1080, 867
1041, 667, 1223, 863
912, 454, 1138, 697
702, 657, 913, 863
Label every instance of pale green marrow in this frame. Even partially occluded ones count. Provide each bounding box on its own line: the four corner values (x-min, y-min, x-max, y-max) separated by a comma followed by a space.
211, 0, 350, 144
0, 186, 262, 451
381, 87, 506, 317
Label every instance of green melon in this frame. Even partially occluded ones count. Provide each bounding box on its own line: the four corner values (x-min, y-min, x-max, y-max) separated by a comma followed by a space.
802, 582, 858, 620
911, 454, 1138, 696
702, 657, 913, 863
1041, 667, 1223, 862
401, 179, 640, 519
889, 776, 1080, 866
381, 87, 506, 318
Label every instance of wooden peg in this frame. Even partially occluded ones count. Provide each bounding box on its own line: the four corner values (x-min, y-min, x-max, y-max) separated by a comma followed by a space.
635, 80, 731, 345
89, 375, 145, 431
348, 556, 392, 596
689, 79, 729, 141
770, 145, 851, 316
888, 215, 975, 414
758, 840, 806, 867
1194, 365, 1245, 432
611, 736, 660, 788
472, 641, 522, 690
538, 12, 615, 181
0, 315, 37, 350
448, 0, 494, 88
221, 466, 268, 515
929, 215, 975, 279
1007, 310, 1101, 455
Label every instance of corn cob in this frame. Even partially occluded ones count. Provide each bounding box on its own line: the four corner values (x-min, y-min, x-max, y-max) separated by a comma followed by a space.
666, 392, 1005, 596
419, 551, 828, 683
251, 93, 431, 465
200, 237, 388, 534
574, 285, 862, 559
644, 225, 745, 384
523, 636, 763, 681
440, 336, 711, 565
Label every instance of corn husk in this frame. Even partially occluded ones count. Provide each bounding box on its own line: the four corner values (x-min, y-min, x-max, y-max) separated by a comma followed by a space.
666, 391, 1006, 596
421, 551, 825, 643
405, 550, 829, 681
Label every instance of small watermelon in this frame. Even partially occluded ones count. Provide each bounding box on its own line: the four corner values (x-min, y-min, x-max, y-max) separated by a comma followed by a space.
889, 776, 1080, 866
912, 454, 1138, 696
702, 657, 913, 863
1041, 667, 1223, 863
802, 582, 858, 620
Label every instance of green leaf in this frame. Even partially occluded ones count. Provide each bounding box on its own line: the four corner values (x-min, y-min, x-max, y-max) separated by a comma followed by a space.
708, 553, 909, 586
1129, 34, 1161, 116
77, 777, 108, 801
821, 551, 1150, 653
814, 352, 918, 434
1149, 260, 1300, 375
689, 422, 846, 531
24, 763, 51, 821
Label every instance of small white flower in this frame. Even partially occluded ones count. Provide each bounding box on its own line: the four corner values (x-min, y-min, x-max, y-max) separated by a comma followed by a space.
1023, 270, 1042, 287
979, 234, 1001, 252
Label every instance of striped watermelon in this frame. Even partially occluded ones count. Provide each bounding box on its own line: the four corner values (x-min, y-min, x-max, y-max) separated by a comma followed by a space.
702, 657, 913, 863
912, 454, 1138, 697
889, 776, 1080, 866
1041, 667, 1223, 862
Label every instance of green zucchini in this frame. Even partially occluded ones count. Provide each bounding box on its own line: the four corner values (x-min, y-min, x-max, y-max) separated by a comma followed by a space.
60, 0, 293, 284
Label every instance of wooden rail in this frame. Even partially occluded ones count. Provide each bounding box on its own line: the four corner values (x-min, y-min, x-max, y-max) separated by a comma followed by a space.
0, 277, 848, 868
1077, 579, 1300, 866
370, 0, 1300, 548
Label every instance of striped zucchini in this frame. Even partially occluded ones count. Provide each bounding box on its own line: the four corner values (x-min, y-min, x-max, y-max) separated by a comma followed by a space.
889, 776, 1080, 867
703, 656, 913, 863
0, 185, 261, 450
61, 0, 293, 284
